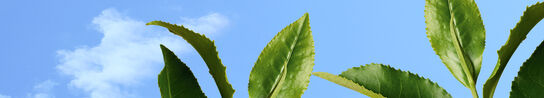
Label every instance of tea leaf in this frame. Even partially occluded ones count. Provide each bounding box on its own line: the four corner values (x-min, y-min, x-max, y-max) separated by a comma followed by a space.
312, 72, 384, 98
483, 2, 544, 98
510, 41, 544, 98
424, 0, 486, 95
315, 63, 451, 98
248, 13, 314, 98
158, 45, 206, 98
148, 21, 235, 98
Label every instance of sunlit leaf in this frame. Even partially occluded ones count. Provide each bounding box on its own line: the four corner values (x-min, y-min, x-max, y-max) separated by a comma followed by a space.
424, 0, 486, 96
248, 13, 314, 98
315, 63, 451, 98
313, 72, 384, 98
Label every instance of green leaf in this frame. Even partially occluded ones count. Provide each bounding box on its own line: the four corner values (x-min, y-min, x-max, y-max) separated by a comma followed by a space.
315, 63, 451, 98
483, 2, 544, 98
158, 44, 207, 98
248, 13, 314, 98
424, 0, 486, 96
510, 41, 544, 98
312, 72, 385, 98
148, 21, 235, 98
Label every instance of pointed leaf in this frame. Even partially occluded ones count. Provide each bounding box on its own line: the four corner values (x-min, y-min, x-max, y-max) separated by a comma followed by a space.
148, 21, 235, 98
316, 63, 451, 98
510, 41, 544, 98
158, 45, 206, 98
424, 0, 486, 94
248, 13, 314, 98
483, 2, 544, 98
312, 72, 384, 98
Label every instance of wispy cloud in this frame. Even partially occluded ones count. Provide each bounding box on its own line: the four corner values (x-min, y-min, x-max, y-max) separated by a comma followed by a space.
0, 94, 11, 98
180, 13, 229, 35
27, 80, 58, 98
56, 8, 229, 98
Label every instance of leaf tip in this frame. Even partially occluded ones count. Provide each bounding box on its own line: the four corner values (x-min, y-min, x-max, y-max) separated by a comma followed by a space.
146, 21, 161, 26
300, 13, 309, 21
159, 44, 168, 50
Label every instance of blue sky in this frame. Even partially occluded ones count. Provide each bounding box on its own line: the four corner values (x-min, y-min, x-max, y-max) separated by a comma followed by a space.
1, 0, 543, 98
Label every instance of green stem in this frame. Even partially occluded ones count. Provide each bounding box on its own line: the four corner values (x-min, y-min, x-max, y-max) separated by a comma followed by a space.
470, 87, 479, 98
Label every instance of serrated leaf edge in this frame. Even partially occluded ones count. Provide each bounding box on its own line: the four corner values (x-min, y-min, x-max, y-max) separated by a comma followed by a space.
147, 21, 235, 98
345, 63, 451, 98
312, 72, 385, 98
483, 2, 544, 98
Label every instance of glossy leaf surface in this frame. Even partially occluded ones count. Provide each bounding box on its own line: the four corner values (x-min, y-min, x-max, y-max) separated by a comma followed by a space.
148, 21, 235, 98
318, 63, 451, 98
483, 2, 544, 98
510, 41, 544, 98
158, 45, 206, 98
424, 0, 486, 95
248, 13, 314, 98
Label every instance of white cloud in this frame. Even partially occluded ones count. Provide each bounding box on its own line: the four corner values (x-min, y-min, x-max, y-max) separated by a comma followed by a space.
180, 13, 229, 35
56, 8, 228, 98
0, 94, 11, 98
27, 80, 58, 98
32, 94, 53, 98
34, 80, 58, 92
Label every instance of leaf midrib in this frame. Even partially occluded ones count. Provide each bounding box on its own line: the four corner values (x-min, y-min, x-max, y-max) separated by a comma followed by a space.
267, 17, 308, 98
166, 67, 173, 98
446, 0, 476, 89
